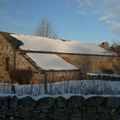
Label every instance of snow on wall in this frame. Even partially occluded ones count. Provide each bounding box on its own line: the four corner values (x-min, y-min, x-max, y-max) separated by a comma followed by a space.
87, 73, 120, 78
11, 34, 116, 56
0, 80, 120, 96
26, 53, 78, 70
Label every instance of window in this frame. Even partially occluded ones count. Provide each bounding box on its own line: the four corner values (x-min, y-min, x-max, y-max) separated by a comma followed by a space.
6, 57, 9, 71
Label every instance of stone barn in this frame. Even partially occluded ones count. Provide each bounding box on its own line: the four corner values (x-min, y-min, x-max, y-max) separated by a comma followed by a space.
0, 31, 80, 84
0, 31, 120, 84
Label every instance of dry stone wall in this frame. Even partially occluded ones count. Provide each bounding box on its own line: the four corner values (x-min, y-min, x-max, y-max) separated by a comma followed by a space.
0, 95, 120, 120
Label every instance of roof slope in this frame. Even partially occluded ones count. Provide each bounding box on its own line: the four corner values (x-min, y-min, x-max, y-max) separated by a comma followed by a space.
26, 53, 78, 70
11, 34, 116, 56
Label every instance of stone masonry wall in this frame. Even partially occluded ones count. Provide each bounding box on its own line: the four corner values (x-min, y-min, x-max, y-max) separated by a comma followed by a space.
0, 35, 14, 82
41, 70, 81, 83
28, 70, 81, 84
58, 54, 120, 74
0, 95, 120, 120
15, 52, 39, 72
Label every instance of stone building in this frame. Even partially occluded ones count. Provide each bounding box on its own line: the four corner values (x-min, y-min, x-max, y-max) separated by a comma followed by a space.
0, 31, 120, 84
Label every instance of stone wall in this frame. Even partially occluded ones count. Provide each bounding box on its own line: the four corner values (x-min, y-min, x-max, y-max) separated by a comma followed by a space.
47, 70, 81, 82
27, 70, 81, 84
58, 54, 120, 74
15, 52, 39, 72
0, 95, 120, 120
0, 35, 14, 82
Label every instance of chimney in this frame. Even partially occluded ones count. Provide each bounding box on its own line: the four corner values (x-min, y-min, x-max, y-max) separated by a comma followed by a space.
100, 42, 110, 50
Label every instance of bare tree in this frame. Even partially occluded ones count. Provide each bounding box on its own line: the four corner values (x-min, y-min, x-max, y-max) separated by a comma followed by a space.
35, 17, 57, 39
110, 40, 120, 55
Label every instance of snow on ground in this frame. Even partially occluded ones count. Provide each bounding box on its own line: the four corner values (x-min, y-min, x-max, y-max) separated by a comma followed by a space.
0, 80, 120, 97
27, 53, 78, 70
87, 73, 120, 78
11, 34, 116, 56
47, 80, 120, 95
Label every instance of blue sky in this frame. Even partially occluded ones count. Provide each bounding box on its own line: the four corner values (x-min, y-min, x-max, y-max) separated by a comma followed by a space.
0, 0, 120, 44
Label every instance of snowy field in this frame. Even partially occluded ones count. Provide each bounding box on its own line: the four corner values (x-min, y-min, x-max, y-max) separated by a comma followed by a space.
0, 80, 120, 96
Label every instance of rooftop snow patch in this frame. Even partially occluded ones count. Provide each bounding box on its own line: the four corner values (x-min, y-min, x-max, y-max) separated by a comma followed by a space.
11, 34, 116, 56
26, 53, 78, 70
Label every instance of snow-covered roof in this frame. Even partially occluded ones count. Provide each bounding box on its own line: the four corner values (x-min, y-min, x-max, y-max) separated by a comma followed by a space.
26, 53, 78, 70
11, 34, 116, 56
